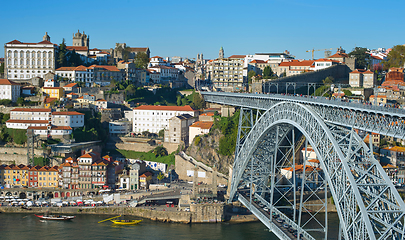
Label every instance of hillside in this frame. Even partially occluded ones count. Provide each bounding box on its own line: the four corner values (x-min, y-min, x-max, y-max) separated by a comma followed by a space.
186, 128, 234, 175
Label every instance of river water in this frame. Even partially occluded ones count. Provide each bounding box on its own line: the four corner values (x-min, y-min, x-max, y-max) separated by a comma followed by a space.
0, 213, 339, 240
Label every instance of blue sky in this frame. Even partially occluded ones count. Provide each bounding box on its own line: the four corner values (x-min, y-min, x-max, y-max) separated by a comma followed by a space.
1, 0, 404, 60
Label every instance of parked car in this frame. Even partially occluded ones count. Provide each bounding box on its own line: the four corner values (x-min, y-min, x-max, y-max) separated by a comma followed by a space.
276, 218, 284, 223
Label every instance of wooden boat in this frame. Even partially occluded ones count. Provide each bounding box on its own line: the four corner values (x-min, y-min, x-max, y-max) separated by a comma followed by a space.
110, 219, 142, 225
35, 214, 76, 220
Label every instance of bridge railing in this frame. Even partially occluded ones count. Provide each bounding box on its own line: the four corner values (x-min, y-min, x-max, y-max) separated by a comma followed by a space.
202, 92, 405, 117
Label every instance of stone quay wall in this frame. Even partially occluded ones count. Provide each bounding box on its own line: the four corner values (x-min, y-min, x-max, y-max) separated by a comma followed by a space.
0, 204, 226, 223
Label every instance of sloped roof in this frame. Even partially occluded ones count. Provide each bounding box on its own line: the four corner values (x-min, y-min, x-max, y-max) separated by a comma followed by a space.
134, 105, 195, 111
0, 79, 20, 85
190, 121, 214, 129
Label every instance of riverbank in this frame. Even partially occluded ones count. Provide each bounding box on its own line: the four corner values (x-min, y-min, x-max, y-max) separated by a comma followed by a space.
0, 204, 260, 224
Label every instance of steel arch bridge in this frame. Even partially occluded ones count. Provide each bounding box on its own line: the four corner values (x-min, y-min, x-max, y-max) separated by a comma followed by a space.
202, 92, 405, 240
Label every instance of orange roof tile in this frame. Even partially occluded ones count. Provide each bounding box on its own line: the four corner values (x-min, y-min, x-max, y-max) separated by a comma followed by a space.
10, 108, 51, 112
190, 121, 214, 129
6, 119, 49, 124
64, 83, 78, 88
134, 105, 195, 111
52, 111, 84, 116
228, 55, 246, 59
0, 79, 20, 85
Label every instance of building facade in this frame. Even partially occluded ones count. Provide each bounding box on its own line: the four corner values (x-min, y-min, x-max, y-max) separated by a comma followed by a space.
0, 79, 20, 102
133, 105, 197, 133
4, 33, 58, 81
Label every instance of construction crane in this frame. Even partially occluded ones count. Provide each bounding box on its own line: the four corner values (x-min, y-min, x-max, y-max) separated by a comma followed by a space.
306, 48, 333, 60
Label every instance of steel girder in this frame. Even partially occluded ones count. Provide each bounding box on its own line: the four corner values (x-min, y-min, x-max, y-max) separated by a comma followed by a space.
228, 102, 405, 240
202, 92, 405, 140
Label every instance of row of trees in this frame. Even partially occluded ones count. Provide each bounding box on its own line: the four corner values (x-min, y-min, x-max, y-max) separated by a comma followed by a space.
349, 45, 405, 71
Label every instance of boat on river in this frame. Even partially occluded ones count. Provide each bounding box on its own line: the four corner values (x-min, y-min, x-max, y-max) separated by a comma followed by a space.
111, 219, 142, 225
35, 214, 76, 220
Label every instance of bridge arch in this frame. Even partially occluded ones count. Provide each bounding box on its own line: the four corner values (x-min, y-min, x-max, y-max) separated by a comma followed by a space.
230, 102, 405, 239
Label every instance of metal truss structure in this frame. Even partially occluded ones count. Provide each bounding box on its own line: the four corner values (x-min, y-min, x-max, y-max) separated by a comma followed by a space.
202, 92, 405, 240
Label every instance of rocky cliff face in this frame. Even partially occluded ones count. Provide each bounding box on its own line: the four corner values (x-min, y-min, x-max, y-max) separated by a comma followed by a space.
186, 128, 234, 175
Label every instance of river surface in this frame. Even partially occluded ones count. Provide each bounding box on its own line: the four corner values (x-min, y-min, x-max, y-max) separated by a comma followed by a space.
0, 213, 339, 240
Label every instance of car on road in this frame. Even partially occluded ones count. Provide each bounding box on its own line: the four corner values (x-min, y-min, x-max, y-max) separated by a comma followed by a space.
263, 207, 269, 212
276, 218, 284, 223
283, 224, 290, 228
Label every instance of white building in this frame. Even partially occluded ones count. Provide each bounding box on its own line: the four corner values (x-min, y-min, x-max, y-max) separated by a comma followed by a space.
133, 105, 198, 133
6, 108, 84, 137
149, 65, 179, 81
109, 119, 131, 136
144, 160, 167, 173
28, 125, 72, 137
310, 58, 340, 71
0, 79, 20, 102
44, 79, 56, 87
149, 56, 169, 67
4, 32, 58, 81
51, 111, 85, 128
188, 121, 214, 145
55, 66, 94, 87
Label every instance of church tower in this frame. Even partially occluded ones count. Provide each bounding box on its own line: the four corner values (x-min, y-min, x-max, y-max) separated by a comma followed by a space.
219, 46, 224, 59
42, 32, 50, 42
72, 30, 90, 47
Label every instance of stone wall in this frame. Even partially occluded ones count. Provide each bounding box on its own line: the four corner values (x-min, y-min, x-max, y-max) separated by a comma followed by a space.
115, 143, 156, 152
0, 205, 225, 223
162, 142, 180, 154
0, 147, 44, 165
262, 64, 351, 93
175, 154, 228, 186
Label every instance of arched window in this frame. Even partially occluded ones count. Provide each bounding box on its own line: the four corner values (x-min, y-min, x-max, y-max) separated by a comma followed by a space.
48, 52, 52, 58
26, 51, 29, 58
20, 51, 23, 58
26, 59, 29, 65
14, 59, 17, 65
14, 51, 17, 57
48, 60, 51, 66
43, 52, 46, 58
43, 60, 46, 66
37, 52, 40, 58
32, 52, 35, 58
8, 51, 11, 57
32, 60, 35, 65
37, 60, 40, 65
20, 60, 23, 65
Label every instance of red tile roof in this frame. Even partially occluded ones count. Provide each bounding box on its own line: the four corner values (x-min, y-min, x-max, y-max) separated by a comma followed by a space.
44, 98, 57, 104
52, 111, 84, 116
6, 40, 55, 45
134, 105, 195, 111
130, 47, 148, 52
66, 46, 88, 51
250, 60, 267, 64
328, 52, 349, 58
10, 108, 51, 112
190, 121, 214, 129
56, 66, 89, 71
228, 55, 246, 59
63, 83, 78, 88
88, 65, 120, 72
0, 79, 20, 85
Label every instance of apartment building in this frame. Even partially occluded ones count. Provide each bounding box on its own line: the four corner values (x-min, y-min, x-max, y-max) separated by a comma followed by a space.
208, 55, 246, 91
0, 79, 21, 102
133, 105, 198, 133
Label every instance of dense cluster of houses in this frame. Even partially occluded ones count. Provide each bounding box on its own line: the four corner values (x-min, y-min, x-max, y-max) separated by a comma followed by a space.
0, 151, 158, 190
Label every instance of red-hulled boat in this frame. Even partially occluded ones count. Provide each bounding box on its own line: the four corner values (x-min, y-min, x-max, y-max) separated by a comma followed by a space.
35, 214, 75, 220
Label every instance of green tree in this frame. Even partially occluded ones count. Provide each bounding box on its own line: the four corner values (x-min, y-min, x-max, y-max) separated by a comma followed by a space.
153, 146, 168, 157
191, 92, 205, 109
134, 52, 149, 69
343, 89, 353, 96
382, 45, 405, 70
16, 97, 24, 106
349, 47, 371, 69
0, 63, 4, 74
158, 129, 165, 138
57, 38, 67, 67
322, 76, 334, 84
263, 66, 273, 78
157, 172, 165, 183
248, 70, 257, 84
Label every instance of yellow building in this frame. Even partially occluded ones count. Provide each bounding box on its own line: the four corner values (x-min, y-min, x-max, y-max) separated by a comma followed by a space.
0, 164, 29, 187
139, 171, 152, 189
42, 87, 64, 100
37, 166, 59, 188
